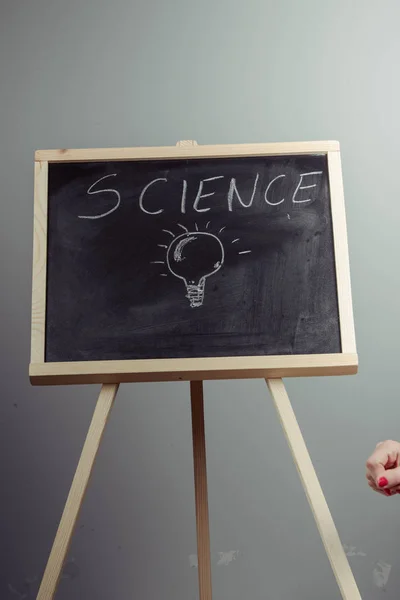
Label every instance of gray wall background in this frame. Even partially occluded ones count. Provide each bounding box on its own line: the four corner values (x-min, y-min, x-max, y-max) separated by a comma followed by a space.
1, 1, 399, 598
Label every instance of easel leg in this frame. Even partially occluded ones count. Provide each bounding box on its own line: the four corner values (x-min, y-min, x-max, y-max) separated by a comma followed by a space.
190, 381, 213, 600
266, 379, 361, 600
37, 383, 119, 600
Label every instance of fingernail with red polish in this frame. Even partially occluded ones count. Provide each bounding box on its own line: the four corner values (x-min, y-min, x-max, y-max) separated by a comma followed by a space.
378, 477, 389, 488
384, 489, 392, 496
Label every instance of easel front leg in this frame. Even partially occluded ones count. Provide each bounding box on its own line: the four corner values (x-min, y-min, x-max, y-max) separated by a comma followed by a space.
190, 381, 213, 600
266, 379, 361, 600
37, 383, 119, 600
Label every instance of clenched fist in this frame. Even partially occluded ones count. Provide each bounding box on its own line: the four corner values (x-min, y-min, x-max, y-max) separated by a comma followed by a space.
366, 440, 400, 496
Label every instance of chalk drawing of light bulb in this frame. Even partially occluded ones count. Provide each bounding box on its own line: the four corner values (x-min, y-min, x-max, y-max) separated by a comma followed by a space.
166, 232, 224, 308
151, 223, 252, 308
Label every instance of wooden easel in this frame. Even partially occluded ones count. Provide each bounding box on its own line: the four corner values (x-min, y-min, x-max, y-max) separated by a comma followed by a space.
34, 141, 362, 599
36, 378, 361, 600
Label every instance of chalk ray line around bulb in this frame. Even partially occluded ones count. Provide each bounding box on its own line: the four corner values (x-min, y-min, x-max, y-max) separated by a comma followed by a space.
162, 229, 175, 237
177, 223, 188, 232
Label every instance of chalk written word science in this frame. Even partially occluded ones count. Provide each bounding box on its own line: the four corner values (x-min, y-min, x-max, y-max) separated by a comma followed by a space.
78, 170, 323, 220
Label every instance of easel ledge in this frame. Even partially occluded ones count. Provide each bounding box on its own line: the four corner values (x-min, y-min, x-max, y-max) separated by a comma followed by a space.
30, 353, 358, 385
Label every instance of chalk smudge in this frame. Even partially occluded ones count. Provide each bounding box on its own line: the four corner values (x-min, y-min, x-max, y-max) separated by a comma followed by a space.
189, 554, 198, 568
373, 560, 391, 590
343, 544, 366, 557
217, 550, 239, 566
8, 576, 37, 599
62, 558, 80, 580
189, 551, 240, 568
8, 584, 28, 599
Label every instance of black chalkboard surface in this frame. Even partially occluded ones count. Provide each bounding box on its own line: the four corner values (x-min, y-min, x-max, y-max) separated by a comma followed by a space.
46, 154, 338, 361
30, 142, 357, 384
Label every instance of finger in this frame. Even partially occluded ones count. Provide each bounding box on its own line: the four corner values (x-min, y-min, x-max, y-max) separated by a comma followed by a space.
372, 440, 400, 468
376, 466, 400, 490
376, 440, 400, 467
366, 456, 386, 481
368, 442, 397, 470
367, 480, 388, 496
367, 477, 395, 496
366, 443, 400, 480
365, 472, 394, 493
385, 455, 399, 469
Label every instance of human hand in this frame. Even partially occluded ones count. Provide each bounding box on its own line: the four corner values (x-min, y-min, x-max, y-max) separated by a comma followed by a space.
366, 440, 400, 496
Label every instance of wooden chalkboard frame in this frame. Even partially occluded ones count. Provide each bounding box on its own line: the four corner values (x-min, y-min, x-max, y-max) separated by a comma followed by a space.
30, 141, 357, 385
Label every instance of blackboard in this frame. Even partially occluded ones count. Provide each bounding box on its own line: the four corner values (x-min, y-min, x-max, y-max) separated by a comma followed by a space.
46, 154, 339, 360
30, 142, 357, 384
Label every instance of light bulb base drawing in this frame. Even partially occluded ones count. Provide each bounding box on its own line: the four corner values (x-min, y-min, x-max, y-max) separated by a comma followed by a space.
185, 278, 206, 308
